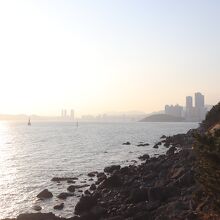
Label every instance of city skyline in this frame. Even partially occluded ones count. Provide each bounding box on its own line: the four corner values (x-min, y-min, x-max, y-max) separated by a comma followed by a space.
0, 0, 219, 116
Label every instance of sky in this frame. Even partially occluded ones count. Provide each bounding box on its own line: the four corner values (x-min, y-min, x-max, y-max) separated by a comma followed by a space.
0, 0, 219, 116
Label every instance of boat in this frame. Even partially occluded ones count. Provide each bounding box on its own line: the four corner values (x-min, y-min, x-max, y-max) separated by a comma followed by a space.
28, 118, 31, 126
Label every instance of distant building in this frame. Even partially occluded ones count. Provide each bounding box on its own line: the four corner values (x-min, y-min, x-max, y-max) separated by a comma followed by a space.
184, 92, 207, 121
194, 92, 206, 121
165, 104, 183, 118
70, 109, 74, 120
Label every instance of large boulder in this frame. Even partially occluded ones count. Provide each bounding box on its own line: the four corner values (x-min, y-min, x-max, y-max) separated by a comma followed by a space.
37, 189, 53, 200
75, 195, 97, 215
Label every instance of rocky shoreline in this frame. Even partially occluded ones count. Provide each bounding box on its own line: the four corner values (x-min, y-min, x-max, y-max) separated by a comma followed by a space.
3, 131, 219, 220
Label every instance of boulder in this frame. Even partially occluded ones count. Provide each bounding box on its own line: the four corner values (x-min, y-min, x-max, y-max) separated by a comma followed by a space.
54, 203, 64, 210
37, 189, 53, 200
67, 185, 76, 192
57, 192, 73, 200
32, 205, 42, 211
102, 175, 122, 188
75, 195, 97, 215
166, 146, 177, 156
138, 154, 150, 161
104, 165, 121, 173
122, 142, 131, 145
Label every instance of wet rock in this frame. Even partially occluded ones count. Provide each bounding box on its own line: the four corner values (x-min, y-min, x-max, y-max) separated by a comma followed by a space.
17, 213, 60, 220
51, 177, 78, 182
160, 135, 166, 139
57, 192, 73, 200
104, 165, 121, 173
138, 154, 150, 161
67, 185, 76, 192
153, 144, 159, 149
37, 189, 53, 199
32, 205, 42, 211
90, 184, 96, 191
75, 195, 97, 215
122, 142, 131, 145
54, 203, 64, 210
137, 143, 150, 147
166, 146, 177, 156
88, 172, 97, 177
102, 175, 122, 188
129, 188, 148, 203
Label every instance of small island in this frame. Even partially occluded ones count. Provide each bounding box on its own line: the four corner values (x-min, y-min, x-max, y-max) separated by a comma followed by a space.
140, 114, 185, 122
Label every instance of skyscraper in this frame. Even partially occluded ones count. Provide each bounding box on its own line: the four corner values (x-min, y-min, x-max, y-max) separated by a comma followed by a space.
195, 92, 205, 109
70, 109, 74, 121
195, 92, 206, 121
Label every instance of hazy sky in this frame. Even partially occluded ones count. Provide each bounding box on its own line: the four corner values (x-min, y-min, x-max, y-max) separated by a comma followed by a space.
0, 0, 219, 116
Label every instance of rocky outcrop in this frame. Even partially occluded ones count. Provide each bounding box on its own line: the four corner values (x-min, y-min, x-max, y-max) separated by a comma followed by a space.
37, 189, 53, 200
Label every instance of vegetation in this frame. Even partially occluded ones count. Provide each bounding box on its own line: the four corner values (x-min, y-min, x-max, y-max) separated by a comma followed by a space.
202, 102, 220, 130
194, 103, 220, 211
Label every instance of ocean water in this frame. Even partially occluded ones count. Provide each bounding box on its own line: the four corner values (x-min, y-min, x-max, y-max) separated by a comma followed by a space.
0, 121, 198, 219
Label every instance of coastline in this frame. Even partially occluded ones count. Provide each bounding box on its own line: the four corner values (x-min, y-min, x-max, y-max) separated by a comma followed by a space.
2, 130, 219, 220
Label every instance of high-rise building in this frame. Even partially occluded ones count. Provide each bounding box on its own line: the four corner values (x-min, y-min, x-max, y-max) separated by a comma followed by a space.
186, 96, 193, 109
195, 92, 206, 121
195, 92, 205, 109
70, 109, 74, 120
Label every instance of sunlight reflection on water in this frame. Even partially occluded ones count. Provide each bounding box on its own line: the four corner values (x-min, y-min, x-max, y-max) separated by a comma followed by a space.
0, 121, 198, 219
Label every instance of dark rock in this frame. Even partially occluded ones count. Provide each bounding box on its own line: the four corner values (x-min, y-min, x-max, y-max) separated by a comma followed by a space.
137, 143, 150, 147
32, 205, 42, 211
123, 142, 131, 145
153, 144, 159, 149
90, 184, 96, 191
166, 146, 177, 155
54, 203, 64, 210
129, 188, 148, 203
51, 177, 78, 182
57, 192, 73, 200
160, 135, 166, 139
37, 189, 53, 199
17, 213, 60, 220
104, 165, 121, 173
67, 185, 76, 192
102, 175, 122, 188
75, 195, 97, 215
138, 154, 150, 161
88, 172, 97, 177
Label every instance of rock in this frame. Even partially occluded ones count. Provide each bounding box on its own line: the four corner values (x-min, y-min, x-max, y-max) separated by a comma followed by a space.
138, 154, 150, 160
102, 175, 122, 188
90, 184, 96, 191
166, 146, 177, 156
122, 142, 131, 145
57, 192, 73, 200
129, 188, 148, 203
153, 144, 159, 149
67, 180, 76, 184
32, 205, 42, 211
67, 185, 76, 192
88, 172, 97, 177
160, 135, 166, 139
37, 189, 53, 199
51, 177, 78, 182
137, 143, 150, 147
104, 165, 121, 173
54, 203, 64, 210
75, 195, 97, 215
17, 213, 60, 220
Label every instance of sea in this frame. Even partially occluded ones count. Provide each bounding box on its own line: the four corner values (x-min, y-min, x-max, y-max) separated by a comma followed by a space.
0, 121, 198, 219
